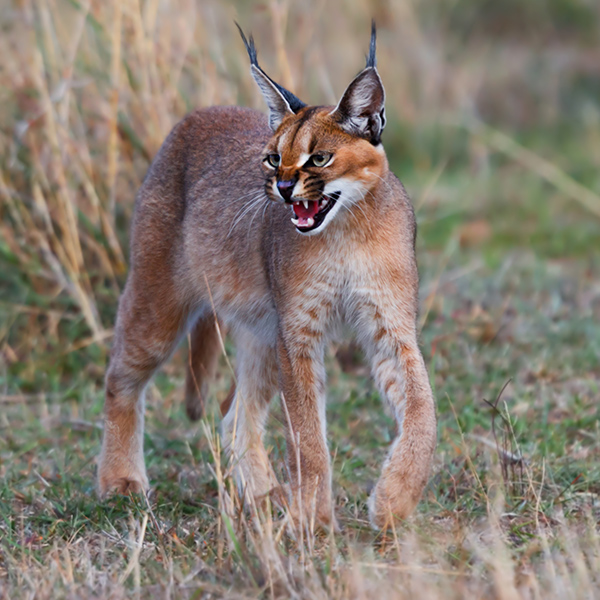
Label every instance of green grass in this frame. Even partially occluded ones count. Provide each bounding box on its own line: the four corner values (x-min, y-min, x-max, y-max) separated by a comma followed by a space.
1, 0, 600, 597
1, 166, 598, 596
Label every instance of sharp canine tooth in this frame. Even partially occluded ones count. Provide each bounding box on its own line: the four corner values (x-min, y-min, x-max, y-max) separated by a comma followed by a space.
291, 216, 298, 223
303, 200, 309, 209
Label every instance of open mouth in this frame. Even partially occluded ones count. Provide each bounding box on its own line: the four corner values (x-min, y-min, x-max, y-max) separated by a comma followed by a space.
290, 191, 341, 232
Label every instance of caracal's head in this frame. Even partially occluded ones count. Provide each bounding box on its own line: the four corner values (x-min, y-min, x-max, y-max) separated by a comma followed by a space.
238, 23, 388, 235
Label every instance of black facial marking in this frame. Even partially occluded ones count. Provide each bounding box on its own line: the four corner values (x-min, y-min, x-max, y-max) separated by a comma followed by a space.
302, 180, 324, 194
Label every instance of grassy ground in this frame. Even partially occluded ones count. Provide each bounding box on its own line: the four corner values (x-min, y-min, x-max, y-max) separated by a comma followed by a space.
1, 0, 599, 598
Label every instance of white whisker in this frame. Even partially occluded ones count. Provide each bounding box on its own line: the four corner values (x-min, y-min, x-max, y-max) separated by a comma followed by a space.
227, 193, 267, 238
260, 198, 271, 223
353, 192, 371, 221
246, 197, 269, 239
346, 192, 371, 233
337, 201, 355, 221
370, 172, 395, 196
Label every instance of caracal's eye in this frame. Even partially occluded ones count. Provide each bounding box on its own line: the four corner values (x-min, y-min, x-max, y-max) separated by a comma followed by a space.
265, 154, 281, 168
308, 152, 332, 168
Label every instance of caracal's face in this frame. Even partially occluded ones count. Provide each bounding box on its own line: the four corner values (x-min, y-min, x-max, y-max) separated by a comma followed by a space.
261, 106, 387, 235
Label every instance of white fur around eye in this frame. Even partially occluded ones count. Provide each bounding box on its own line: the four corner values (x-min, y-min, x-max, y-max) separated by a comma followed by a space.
296, 153, 310, 167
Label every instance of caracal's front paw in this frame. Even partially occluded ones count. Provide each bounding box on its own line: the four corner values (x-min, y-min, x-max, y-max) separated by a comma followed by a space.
286, 487, 338, 532
367, 473, 422, 530
97, 460, 149, 499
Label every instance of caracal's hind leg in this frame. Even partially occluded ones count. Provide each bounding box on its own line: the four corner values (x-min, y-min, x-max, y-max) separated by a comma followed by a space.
97, 274, 191, 497
221, 329, 279, 504
184, 314, 222, 421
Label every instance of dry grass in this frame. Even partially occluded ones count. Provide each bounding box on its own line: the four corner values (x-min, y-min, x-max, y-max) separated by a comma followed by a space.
1, 0, 599, 598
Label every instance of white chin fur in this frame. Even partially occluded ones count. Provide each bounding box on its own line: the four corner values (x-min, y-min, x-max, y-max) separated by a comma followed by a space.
295, 177, 366, 236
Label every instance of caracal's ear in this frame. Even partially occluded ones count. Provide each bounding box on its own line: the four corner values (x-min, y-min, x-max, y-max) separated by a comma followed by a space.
236, 23, 306, 131
330, 21, 386, 145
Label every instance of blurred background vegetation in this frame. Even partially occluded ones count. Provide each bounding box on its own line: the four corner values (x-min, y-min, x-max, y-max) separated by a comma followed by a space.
0, 0, 599, 597
1, 0, 599, 387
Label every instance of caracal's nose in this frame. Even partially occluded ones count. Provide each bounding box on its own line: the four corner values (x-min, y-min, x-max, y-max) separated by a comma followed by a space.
277, 179, 296, 202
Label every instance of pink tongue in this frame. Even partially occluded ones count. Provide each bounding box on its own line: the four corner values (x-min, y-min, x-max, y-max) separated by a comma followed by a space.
293, 201, 319, 220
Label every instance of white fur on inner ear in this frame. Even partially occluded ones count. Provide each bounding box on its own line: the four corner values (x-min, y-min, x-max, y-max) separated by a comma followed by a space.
329, 67, 386, 144
346, 73, 381, 112
251, 65, 294, 130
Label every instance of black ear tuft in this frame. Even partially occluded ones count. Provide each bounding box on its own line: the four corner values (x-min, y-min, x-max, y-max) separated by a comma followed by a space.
329, 22, 386, 145
236, 22, 259, 67
236, 22, 306, 129
366, 20, 377, 68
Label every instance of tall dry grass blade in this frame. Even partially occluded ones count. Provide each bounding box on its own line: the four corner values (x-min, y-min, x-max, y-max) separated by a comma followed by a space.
119, 512, 149, 585
32, 48, 84, 275
268, 0, 294, 91
57, 0, 90, 126
37, 0, 62, 89
203, 273, 236, 381
142, 0, 170, 140
414, 159, 447, 213
461, 119, 600, 220
447, 394, 490, 511
418, 235, 459, 331
129, 0, 162, 146
0, 172, 26, 234
77, 162, 127, 272
30, 48, 103, 335
107, 0, 123, 224
280, 392, 304, 549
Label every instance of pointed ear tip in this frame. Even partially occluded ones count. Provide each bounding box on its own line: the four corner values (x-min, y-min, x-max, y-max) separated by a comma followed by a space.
236, 22, 258, 65
362, 65, 383, 82
235, 21, 246, 42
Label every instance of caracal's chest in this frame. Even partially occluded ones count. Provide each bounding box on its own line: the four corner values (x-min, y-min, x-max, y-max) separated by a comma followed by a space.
283, 232, 392, 333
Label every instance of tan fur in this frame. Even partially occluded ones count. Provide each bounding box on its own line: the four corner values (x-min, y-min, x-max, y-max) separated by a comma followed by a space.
98, 33, 437, 529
